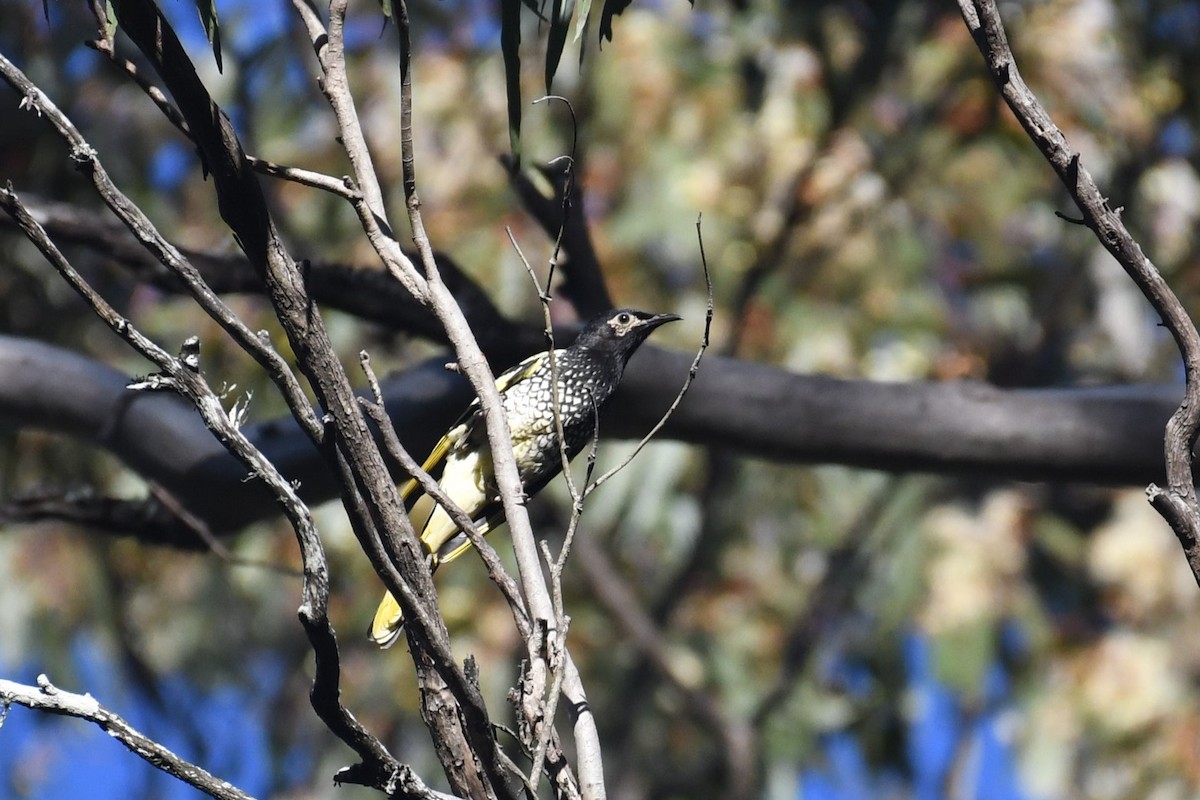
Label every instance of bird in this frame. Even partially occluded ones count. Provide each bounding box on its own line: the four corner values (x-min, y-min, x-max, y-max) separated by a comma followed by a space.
369, 307, 680, 647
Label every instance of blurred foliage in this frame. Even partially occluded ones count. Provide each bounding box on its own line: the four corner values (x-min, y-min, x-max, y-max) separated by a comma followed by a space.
3, 0, 1200, 798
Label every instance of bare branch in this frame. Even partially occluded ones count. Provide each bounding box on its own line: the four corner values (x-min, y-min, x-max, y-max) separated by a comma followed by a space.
0, 675, 254, 800
382, 0, 588, 795
0, 184, 417, 794
956, 0, 1200, 585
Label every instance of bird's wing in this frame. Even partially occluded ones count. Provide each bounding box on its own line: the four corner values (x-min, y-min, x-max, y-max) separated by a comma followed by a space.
369, 351, 555, 647
397, 420, 464, 505
432, 510, 505, 566
421, 351, 550, 560
396, 351, 548, 503
494, 350, 548, 393
395, 351, 552, 537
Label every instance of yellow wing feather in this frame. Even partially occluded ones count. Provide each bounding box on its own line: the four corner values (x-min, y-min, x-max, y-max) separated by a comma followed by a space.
368, 351, 551, 648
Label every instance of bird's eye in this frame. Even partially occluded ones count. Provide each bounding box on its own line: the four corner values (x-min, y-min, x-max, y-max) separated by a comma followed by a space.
616, 313, 631, 324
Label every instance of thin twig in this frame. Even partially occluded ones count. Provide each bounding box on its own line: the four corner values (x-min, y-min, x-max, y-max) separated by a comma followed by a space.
586, 214, 714, 493
246, 156, 364, 201
504, 110, 596, 795
507, 225, 582, 505
526, 583, 571, 792
514, 96, 584, 509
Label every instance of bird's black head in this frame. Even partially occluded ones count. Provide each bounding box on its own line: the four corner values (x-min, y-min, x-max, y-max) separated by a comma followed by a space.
573, 308, 681, 361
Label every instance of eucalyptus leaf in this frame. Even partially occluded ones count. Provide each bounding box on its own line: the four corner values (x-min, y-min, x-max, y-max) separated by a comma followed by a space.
501, 0, 522, 167
521, 0, 548, 21
573, 0, 592, 42
598, 0, 633, 43
545, 0, 575, 91
194, 0, 223, 73
102, 1, 117, 49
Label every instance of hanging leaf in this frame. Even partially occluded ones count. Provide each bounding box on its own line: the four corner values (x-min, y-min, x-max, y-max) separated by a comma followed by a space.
193, 0, 223, 73
598, 0, 634, 44
500, 0, 522, 167
573, 0, 592, 42
545, 0, 575, 91
521, 0, 547, 20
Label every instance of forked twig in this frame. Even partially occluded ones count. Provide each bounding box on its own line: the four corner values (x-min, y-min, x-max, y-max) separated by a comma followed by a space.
586, 215, 713, 493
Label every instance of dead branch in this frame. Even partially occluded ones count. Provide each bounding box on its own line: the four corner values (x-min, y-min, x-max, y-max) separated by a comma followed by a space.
0, 675, 256, 800
956, 0, 1200, 586
0, 185, 417, 794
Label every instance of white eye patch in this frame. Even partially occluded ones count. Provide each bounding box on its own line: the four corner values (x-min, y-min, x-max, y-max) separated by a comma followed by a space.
606, 313, 639, 336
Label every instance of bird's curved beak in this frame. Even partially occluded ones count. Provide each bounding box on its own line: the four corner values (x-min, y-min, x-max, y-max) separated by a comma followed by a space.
644, 312, 682, 329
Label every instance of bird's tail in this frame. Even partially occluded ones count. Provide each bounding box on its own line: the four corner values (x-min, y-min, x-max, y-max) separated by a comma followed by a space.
367, 520, 500, 649
369, 591, 405, 648
365, 531, 467, 648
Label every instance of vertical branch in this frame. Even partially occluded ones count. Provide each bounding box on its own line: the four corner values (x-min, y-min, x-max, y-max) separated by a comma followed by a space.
386, 1, 593, 796
0, 187, 420, 795
956, 0, 1200, 584
96, 1, 509, 795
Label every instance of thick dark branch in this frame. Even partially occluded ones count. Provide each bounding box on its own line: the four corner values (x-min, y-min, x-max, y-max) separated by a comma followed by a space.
0, 334, 1181, 540
2, 194, 539, 366
624, 346, 1177, 483
958, 0, 1200, 585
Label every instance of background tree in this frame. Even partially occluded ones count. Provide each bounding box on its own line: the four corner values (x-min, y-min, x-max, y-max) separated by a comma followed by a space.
2, 0, 1200, 799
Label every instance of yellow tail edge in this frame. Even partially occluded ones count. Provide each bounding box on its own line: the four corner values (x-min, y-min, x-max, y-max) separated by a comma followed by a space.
368, 591, 405, 649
